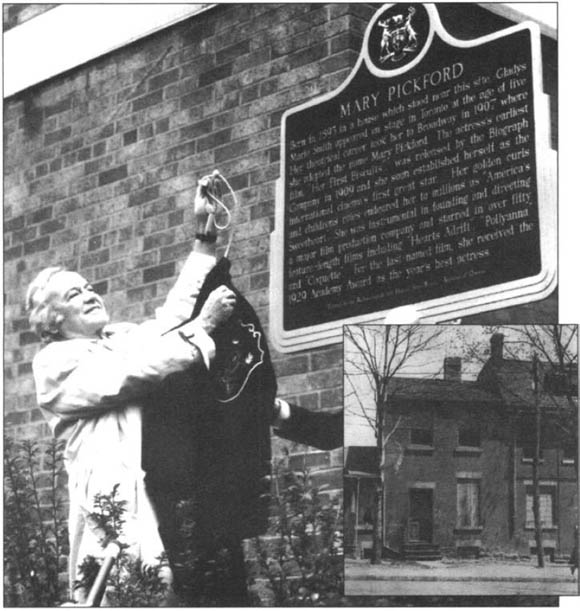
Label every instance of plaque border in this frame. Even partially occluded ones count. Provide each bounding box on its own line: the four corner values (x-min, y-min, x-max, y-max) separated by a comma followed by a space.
270, 3, 557, 353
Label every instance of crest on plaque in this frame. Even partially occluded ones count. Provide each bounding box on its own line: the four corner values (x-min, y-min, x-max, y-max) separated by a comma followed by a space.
367, 3, 430, 72
378, 6, 418, 63
271, 3, 556, 353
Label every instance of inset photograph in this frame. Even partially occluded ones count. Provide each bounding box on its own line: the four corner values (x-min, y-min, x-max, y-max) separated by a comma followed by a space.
344, 324, 578, 596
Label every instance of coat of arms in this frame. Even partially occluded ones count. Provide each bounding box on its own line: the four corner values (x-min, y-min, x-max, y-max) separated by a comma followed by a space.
213, 320, 266, 403
378, 6, 418, 63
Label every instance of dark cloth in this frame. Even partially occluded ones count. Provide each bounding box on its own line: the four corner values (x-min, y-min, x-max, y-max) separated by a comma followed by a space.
142, 258, 277, 603
275, 405, 343, 450
153, 493, 250, 606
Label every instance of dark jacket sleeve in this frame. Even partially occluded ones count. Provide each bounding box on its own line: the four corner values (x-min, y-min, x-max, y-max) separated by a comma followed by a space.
274, 404, 343, 450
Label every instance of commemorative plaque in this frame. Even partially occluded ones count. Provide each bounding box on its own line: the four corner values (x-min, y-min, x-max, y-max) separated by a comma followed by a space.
270, 3, 556, 352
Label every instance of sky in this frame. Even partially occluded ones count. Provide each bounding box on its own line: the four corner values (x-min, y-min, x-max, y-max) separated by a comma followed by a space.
344, 325, 578, 446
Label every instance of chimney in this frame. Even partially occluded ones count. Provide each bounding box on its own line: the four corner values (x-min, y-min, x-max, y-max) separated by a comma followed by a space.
490, 333, 504, 361
444, 357, 462, 382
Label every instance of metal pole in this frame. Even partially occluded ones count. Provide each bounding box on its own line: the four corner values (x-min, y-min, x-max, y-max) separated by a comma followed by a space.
532, 353, 545, 567
355, 478, 360, 559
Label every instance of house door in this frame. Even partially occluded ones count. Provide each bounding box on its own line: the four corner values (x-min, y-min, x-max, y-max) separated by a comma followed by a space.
409, 488, 433, 543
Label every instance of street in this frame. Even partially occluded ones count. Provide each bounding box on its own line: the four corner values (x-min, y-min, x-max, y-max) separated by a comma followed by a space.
345, 559, 579, 597
346, 577, 578, 596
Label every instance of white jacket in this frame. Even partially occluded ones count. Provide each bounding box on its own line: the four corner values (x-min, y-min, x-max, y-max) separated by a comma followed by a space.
32, 252, 215, 596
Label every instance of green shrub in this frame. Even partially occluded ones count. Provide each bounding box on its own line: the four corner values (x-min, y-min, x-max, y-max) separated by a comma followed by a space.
75, 484, 169, 607
3, 437, 68, 607
250, 458, 344, 606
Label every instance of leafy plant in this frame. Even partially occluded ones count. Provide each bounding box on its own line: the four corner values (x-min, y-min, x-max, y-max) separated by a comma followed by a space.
75, 485, 169, 607
250, 457, 344, 606
159, 497, 252, 606
3, 436, 68, 607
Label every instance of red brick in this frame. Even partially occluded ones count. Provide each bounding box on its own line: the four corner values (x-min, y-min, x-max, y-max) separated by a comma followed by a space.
198, 63, 234, 87
23, 236, 50, 255
198, 128, 232, 152
44, 126, 72, 146
126, 283, 158, 304
216, 40, 251, 65
39, 218, 66, 236
143, 231, 176, 251
11, 318, 30, 332
19, 331, 39, 346
93, 141, 107, 157
320, 388, 342, 409
143, 262, 176, 284
80, 249, 110, 268
5, 215, 25, 231
5, 411, 30, 426
148, 68, 180, 92
88, 235, 102, 251
28, 206, 53, 224
163, 140, 195, 164
273, 355, 309, 378
330, 31, 363, 54
142, 196, 177, 219
123, 129, 138, 146
128, 185, 160, 208
17, 362, 33, 376
98, 165, 128, 186
49, 158, 63, 173
131, 89, 163, 113
159, 241, 192, 264
4, 245, 23, 261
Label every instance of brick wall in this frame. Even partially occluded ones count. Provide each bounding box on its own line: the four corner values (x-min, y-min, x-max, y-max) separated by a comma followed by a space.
384, 402, 576, 555
384, 404, 513, 553
2, 3, 58, 32
4, 2, 368, 435
4, 5, 376, 546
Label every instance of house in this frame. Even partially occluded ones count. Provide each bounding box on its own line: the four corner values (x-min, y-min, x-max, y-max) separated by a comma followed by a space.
346, 334, 578, 560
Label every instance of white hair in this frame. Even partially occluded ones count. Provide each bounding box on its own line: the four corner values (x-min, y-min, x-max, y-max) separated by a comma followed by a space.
26, 266, 67, 343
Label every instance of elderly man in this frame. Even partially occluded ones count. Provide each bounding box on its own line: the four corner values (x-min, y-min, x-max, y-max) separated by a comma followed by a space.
27, 178, 235, 602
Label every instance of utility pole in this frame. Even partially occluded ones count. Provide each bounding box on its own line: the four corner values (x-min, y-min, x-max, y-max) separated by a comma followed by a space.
532, 353, 545, 567
371, 392, 384, 565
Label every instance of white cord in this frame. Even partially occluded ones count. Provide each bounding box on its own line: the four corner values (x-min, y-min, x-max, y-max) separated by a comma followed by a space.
202, 170, 238, 258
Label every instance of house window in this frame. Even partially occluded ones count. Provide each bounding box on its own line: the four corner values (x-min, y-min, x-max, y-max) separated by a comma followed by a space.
522, 445, 544, 461
408, 408, 434, 446
456, 480, 481, 528
410, 427, 433, 446
458, 422, 481, 448
563, 444, 577, 464
525, 485, 556, 528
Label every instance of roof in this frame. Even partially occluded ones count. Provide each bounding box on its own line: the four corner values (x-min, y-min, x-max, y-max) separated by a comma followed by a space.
478, 359, 576, 412
384, 358, 576, 415
345, 446, 380, 476
386, 377, 499, 405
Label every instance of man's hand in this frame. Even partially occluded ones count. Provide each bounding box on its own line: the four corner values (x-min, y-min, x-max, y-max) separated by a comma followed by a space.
194, 174, 218, 234
197, 285, 236, 334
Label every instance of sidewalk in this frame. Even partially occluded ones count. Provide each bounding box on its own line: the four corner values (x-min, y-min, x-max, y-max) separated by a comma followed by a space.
346, 558, 579, 583
345, 558, 579, 596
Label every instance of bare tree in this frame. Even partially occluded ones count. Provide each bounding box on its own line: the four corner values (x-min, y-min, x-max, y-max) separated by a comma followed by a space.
344, 324, 445, 564
459, 324, 578, 567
